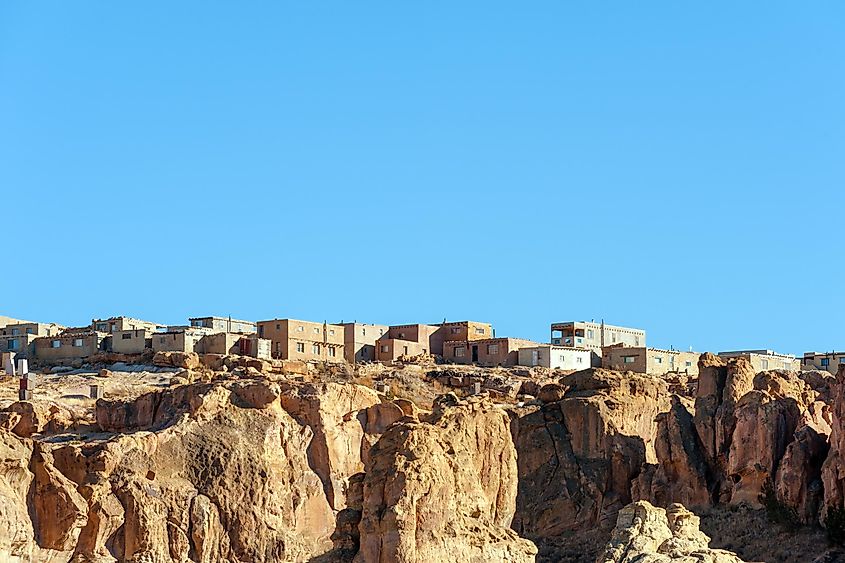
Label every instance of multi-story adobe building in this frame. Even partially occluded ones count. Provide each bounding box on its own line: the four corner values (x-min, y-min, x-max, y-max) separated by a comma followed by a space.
375, 321, 493, 362
375, 324, 440, 362
444, 337, 539, 367
801, 351, 845, 373
517, 345, 592, 370
1, 322, 64, 358
718, 349, 800, 372
92, 316, 161, 333
602, 345, 700, 376
550, 320, 646, 350
340, 323, 389, 363
257, 318, 344, 362
189, 316, 257, 334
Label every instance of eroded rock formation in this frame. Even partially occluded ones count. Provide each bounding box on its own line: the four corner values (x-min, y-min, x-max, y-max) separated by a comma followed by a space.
597, 501, 745, 563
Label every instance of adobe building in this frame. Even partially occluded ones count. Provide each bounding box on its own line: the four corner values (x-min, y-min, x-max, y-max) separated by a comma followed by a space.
802, 351, 845, 373
444, 337, 539, 367
518, 345, 592, 370
92, 316, 161, 334
257, 319, 344, 362
1, 322, 64, 359
34, 331, 105, 363
340, 323, 388, 363
375, 324, 440, 362
374, 321, 493, 362
111, 329, 151, 355
152, 329, 210, 354
189, 316, 257, 334
602, 346, 700, 376
550, 320, 646, 351
718, 349, 800, 372
376, 338, 428, 361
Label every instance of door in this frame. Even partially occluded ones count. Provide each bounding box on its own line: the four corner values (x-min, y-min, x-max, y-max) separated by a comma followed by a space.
531, 350, 539, 366
471, 345, 479, 362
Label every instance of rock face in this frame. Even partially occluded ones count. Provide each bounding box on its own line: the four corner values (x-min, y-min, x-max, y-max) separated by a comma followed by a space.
356, 394, 536, 563
510, 369, 669, 539
0, 377, 537, 563
597, 501, 745, 563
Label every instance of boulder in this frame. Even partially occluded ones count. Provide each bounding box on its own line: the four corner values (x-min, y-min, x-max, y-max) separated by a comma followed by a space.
597, 501, 745, 563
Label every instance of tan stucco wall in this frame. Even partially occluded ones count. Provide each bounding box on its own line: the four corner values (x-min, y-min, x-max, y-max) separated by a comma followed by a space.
341, 323, 389, 363
35, 334, 101, 361
112, 329, 150, 354
258, 319, 344, 362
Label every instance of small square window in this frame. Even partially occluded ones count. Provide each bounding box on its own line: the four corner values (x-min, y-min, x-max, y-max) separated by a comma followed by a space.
623, 356, 636, 364
451, 327, 460, 334
487, 344, 499, 354
381, 345, 388, 353
74, 339, 84, 347
654, 357, 662, 364
297, 326, 304, 332
821, 358, 830, 366
455, 347, 465, 357
122, 333, 132, 340
51, 340, 61, 348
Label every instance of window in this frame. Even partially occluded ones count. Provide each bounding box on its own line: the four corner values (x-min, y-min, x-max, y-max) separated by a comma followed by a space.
403, 346, 409, 355
654, 357, 663, 364
587, 329, 594, 339
329, 329, 335, 336
783, 362, 791, 369
821, 358, 830, 367
761, 359, 769, 369
11, 328, 19, 335
159, 337, 166, 344
122, 333, 132, 340
328, 347, 336, 357
51, 340, 61, 348
296, 343, 305, 353
487, 344, 499, 354
191, 320, 203, 327
840, 358, 845, 364
362, 328, 366, 336
96, 323, 107, 331
313, 327, 319, 334
455, 347, 465, 357
74, 339, 84, 347
8, 339, 18, 350
623, 356, 636, 364
475, 327, 485, 335
398, 332, 405, 338
312, 344, 320, 354
276, 323, 280, 330
451, 327, 460, 334
297, 326, 304, 332
26, 328, 34, 334
635, 337, 640, 346
685, 361, 692, 367
258, 326, 264, 337
576, 356, 583, 364
381, 345, 388, 353
612, 333, 617, 343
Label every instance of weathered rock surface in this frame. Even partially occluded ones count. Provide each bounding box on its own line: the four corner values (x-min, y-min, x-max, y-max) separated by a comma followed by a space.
356, 394, 536, 563
510, 369, 669, 539
598, 501, 745, 563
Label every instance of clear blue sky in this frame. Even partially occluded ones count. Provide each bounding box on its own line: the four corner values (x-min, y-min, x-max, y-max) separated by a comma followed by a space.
1, 2, 843, 355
